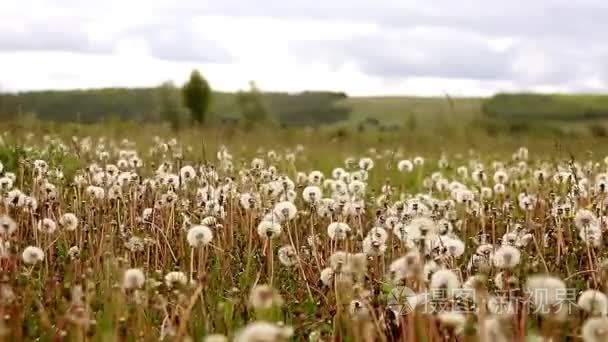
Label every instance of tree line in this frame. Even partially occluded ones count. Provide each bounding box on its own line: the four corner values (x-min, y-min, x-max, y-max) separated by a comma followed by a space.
0, 70, 352, 129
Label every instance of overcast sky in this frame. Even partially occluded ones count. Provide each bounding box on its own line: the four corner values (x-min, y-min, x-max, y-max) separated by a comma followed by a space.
0, 0, 607, 96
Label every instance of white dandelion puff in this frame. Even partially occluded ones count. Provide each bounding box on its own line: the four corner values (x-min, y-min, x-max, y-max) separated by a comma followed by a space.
257, 221, 282, 240
578, 290, 608, 316
0, 216, 17, 236
277, 245, 298, 267
249, 285, 284, 310
37, 218, 57, 234
59, 213, 79, 231
327, 222, 351, 240
186, 225, 213, 248
22, 246, 44, 265
123, 268, 145, 290
164, 271, 188, 288
492, 246, 521, 269
273, 201, 297, 222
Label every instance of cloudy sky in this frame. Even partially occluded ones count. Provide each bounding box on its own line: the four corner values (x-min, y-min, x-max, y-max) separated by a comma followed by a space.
0, 0, 607, 96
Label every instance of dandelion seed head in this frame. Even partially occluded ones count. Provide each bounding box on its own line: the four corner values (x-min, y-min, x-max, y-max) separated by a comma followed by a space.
249, 285, 284, 310
186, 225, 213, 248
164, 271, 188, 288
123, 268, 145, 290
0, 216, 16, 236
277, 245, 298, 267
578, 290, 608, 316
22, 246, 44, 265
493, 246, 521, 269
327, 222, 351, 240
582, 317, 608, 342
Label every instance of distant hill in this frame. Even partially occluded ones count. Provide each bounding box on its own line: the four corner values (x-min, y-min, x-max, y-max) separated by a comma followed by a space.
482, 93, 608, 121
0, 87, 489, 129
0, 88, 352, 127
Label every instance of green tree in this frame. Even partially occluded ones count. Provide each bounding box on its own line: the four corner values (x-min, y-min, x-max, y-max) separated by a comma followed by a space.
158, 81, 183, 130
237, 81, 272, 129
182, 70, 211, 124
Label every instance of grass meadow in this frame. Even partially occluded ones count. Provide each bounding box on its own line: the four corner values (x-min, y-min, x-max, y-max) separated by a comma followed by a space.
0, 118, 608, 341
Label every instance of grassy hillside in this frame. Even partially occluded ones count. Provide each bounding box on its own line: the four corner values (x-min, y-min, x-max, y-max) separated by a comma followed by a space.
5, 88, 608, 137
0, 88, 350, 127
482, 93, 608, 120
338, 96, 483, 128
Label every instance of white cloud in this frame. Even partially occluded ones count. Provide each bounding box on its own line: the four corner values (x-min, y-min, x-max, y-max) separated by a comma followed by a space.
0, 0, 607, 95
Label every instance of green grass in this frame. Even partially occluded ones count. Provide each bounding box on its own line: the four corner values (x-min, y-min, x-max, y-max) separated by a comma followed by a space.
482, 93, 608, 120
338, 96, 483, 127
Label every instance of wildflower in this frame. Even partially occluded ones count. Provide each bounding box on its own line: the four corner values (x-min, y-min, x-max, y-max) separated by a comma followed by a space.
37, 218, 57, 234
492, 246, 521, 269
389, 251, 422, 283
68, 246, 79, 260
367, 227, 388, 243
164, 271, 188, 288
437, 219, 453, 235
422, 260, 440, 281
472, 169, 487, 183
234, 322, 293, 342
142, 208, 153, 221
359, 157, 374, 171
125, 236, 145, 252
348, 180, 366, 196
277, 245, 298, 267
481, 187, 493, 199
362, 237, 386, 256
123, 268, 145, 290
201, 216, 218, 227
580, 223, 603, 247
525, 275, 568, 321
257, 221, 282, 239
302, 186, 322, 204
179, 165, 197, 182
576, 209, 600, 229
332, 167, 346, 179
327, 222, 351, 240
429, 269, 461, 298
239, 193, 260, 210
249, 285, 284, 310
413, 157, 424, 166
85, 186, 105, 200
320, 267, 334, 286
59, 213, 79, 231
493, 170, 509, 184
251, 158, 265, 170
33, 159, 48, 173
0, 177, 13, 191
22, 246, 44, 265
578, 290, 608, 316
445, 238, 466, 257
308, 171, 324, 185
405, 217, 438, 241
273, 201, 297, 222
494, 183, 506, 194
0, 216, 16, 236
582, 317, 608, 342
186, 225, 213, 248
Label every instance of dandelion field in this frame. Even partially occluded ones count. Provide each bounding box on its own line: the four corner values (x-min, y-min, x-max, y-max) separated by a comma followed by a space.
2, 124, 608, 341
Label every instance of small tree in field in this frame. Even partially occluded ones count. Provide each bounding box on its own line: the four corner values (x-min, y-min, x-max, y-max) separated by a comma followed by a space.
237, 81, 272, 129
182, 70, 211, 124
158, 81, 183, 131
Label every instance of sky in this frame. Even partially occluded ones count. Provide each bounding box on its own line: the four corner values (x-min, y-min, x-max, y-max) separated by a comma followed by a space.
0, 0, 607, 96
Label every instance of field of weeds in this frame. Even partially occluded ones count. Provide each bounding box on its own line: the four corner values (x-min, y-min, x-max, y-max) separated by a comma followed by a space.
1, 130, 608, 341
